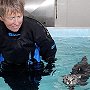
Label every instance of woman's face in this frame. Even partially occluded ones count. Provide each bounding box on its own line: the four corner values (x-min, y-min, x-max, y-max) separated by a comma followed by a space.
1, 10, 23, 32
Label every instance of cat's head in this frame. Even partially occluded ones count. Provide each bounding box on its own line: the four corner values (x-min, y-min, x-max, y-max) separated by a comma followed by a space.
63, 74, 81, 86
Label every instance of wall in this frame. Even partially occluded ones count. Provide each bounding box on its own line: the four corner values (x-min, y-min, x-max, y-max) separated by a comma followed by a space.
24, 0, 55, 27
55, 0, 90, 27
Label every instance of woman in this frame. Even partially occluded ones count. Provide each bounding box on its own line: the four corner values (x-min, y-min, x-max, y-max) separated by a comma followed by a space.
0, 0, 57, 72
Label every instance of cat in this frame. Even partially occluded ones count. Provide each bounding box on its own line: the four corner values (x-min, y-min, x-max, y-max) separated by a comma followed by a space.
63, 56, 90, 90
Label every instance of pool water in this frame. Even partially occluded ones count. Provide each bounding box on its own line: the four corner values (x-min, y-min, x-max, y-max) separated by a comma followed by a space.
0, 37, 90, 90
39, 37, 90, 90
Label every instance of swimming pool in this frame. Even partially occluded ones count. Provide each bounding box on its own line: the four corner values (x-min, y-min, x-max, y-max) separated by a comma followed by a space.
39, 37, 90, 90
0, 28, 90, 90
40, 28, 90, 90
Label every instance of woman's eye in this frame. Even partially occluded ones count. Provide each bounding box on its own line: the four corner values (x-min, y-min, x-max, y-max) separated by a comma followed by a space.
17, 15, 22, 18
8, 17, 15, 20
17, 16, 20, 18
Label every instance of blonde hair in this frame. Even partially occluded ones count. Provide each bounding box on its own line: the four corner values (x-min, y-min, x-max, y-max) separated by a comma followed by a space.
0, 0, 25, 17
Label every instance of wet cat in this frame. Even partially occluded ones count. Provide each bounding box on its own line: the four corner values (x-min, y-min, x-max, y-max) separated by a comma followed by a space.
63, 56, 90, 90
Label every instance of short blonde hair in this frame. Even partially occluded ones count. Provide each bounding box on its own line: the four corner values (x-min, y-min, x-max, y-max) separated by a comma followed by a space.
0, 0, 25, 17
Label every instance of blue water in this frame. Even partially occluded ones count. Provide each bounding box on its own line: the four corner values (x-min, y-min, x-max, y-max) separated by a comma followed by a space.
0, 37, 90, 90
39, 37, 90, 90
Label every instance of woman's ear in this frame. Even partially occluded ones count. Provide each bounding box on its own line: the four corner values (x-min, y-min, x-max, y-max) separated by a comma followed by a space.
0, 17, 2, 21
0, 16, 3, 21
0, 17, 1, 20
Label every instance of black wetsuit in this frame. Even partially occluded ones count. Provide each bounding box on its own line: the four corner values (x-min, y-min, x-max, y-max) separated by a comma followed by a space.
0, 16, 57, 65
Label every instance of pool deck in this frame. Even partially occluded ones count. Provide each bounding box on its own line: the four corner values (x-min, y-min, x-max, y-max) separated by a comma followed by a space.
47, 27, 90, 37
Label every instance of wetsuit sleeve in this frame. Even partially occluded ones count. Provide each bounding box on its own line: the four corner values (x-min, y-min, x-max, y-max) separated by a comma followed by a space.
0, 22, 4, 62
0, 22, 3, 53
30, 19, 57, 62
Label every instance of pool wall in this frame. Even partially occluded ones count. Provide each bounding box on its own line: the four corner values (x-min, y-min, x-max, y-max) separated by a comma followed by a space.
47, 27, 90, 37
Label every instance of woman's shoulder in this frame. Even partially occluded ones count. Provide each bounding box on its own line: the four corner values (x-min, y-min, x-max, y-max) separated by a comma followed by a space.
0, 20, 4, 27
23, 16, 44, 27
24, 16, 39, 23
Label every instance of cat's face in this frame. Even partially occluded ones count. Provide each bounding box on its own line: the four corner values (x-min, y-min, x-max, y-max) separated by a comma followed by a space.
63, 74, 81, 86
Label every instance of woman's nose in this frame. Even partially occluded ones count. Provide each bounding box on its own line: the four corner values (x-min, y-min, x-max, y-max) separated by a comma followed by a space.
13, 18, 19, 25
